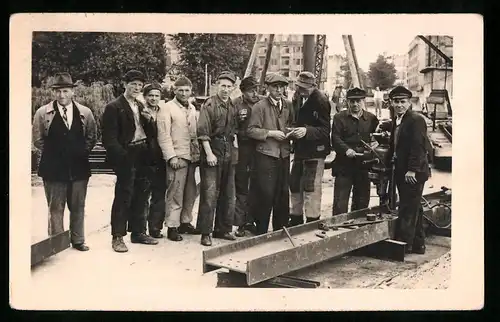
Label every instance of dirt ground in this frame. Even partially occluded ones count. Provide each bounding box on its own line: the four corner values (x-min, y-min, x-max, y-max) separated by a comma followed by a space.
29, 106, 452, 294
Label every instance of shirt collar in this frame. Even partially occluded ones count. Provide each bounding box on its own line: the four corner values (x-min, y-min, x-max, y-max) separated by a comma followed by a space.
349, 108, 364, 120
215, 94, 231, 108
269, 95, 281, 107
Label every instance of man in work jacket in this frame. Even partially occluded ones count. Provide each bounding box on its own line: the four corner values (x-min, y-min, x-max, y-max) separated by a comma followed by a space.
232, 76, 263, 237
386, 86, 432, 255
288, 71, 332, 227
32, 72, 97, 251
141, 82, 167, 239
196, 71, 239, 246
157, 76, 201, 242
331, 87, 379, 216
101, 69, 159, 253
247, 73, 296, 235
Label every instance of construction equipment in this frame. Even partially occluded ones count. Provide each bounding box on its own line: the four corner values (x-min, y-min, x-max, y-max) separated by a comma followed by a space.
31, 230, 70, 267
314, 34, 327, 86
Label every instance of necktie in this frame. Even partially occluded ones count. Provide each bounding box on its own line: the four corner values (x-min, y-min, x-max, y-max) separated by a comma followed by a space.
62, 106, 69, 129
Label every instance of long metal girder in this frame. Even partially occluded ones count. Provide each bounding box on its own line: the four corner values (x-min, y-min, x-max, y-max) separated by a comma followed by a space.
314, 35, 326, 86
31, 230, 70, 267
203, 190, 450, 286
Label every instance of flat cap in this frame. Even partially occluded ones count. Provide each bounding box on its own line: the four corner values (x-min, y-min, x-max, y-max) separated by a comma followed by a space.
217, 71, 236, 84
239, 76, 259, 91
346, 87, 367, 99
389, 86, 412, 99
143, 82, 162, 96
296, 71, 316, 88
265, 73, 289, 86
123, 69, 146, 83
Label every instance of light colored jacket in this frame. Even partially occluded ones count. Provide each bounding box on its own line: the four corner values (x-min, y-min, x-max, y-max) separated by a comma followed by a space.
32, 100, 97, 152
157, 97, 199, 162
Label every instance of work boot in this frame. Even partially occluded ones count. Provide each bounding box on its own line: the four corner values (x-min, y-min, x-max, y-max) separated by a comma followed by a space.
412, 245, 426, 254
213, 231, 237, 241
201, 234, 212, 246
235, 226, 246, 237
72, 243, 90, 252
130, 233, 159, 245
112, 236, 128, 253
167, 227, 183, 242
288, 215, 304, 227
150, 230, 164, 239
178, 223, 201, 235
306, 217, 320, 223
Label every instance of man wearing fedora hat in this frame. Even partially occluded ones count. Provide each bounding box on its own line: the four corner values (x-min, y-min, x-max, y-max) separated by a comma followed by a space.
196, 71, 239, 246
102, 69, 159, 252
386, 85, 432, 254
247, 73, 297, 235
232, 76, 263, 237
32, 72, 97, 251
331, 87, 379, 217
288, 71, 332, 227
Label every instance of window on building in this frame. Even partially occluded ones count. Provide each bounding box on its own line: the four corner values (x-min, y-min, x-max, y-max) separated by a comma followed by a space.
294, 58, 301, 65
283, 59, 290, 66
283, 47, 290, 54
282, 71, 290, 77
271, 58, 278, 65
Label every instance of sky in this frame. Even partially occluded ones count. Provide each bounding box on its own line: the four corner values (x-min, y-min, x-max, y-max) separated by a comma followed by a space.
326, 34, 414, 70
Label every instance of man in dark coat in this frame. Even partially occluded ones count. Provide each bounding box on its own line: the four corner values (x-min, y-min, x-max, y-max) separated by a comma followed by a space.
247, 73, 296, 235
331, 87, 379, 216
141, 82, 167, 238
387, 86, 432, 254
101, 69, 159, 253
288, 72, 331, 226
232, 76, 263, 237
196, 71, 239, 246
32, 72, 97, 251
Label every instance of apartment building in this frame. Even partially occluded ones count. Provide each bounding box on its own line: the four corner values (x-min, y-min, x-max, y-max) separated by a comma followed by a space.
324, 54, 345, 94
388, 53, 409, 86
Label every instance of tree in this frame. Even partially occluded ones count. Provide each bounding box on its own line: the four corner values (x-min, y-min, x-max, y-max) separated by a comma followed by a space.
169, 33, 255, 94
32, 32, 167, 90
367, 54, 397, 90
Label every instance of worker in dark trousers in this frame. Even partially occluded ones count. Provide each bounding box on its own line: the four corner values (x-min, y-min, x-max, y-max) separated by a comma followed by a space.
233, 76, 262, 237
288, 72, 331, 226
32, 72, 97, 252
386, 86, 432, 254
102, 69, 159, 253
142, 82, 167, 238
196, 71, 239, 246
331, 87, 379, 216
247, 73, 296, 235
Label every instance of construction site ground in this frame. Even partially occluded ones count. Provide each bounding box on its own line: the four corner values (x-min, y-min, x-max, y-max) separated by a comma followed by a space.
29, 107, 452, 295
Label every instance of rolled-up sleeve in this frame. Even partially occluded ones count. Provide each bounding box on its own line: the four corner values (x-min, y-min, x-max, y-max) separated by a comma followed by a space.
157, 105, 177, 161
197, 103, 212, 141
32, 108, 45, 151
246, 102, 269, 141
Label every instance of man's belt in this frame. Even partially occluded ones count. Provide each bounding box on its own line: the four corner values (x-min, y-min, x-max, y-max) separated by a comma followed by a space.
128, 138, 147, 147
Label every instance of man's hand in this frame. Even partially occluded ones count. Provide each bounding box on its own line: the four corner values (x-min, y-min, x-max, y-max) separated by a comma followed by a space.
292, 127, 307, 139
405, 171, 417, 184
346, 149, 357, 158
169, 157, 188, 170
268, 130, 286, 141
206, 152, 218, 167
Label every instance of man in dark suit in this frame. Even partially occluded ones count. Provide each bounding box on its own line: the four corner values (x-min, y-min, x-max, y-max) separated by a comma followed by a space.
101, 69, 159, 253
288, 72, 331, 226
331, 87, 379, 216
32, 72, 97, 251
387, 86, 431, 255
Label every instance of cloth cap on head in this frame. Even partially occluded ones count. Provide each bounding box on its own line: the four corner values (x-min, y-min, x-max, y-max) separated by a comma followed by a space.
217, 71, 236, 84
174, 76, 193, 88
143, 82, 162, 96
264, 73, 289, 86
295, 71, 316, 89
51, 72, 77, 88
346, 87, 367, 99
389, 86, 413, 99
123, 69, 146, 83
239, 76, 259, 91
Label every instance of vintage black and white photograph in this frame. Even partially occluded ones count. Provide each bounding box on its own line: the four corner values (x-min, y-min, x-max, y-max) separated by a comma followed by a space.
10, 14, 483, 311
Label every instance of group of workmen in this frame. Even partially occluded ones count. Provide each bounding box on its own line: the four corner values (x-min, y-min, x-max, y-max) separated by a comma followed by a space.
33, 68, 431, 256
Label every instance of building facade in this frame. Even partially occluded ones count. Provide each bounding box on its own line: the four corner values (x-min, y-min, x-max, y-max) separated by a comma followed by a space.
388, 53, 409, 86
324, 54, 345, 95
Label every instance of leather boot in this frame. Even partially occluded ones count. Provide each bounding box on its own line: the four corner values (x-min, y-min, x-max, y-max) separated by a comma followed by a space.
213, 231, 237, 241
131, 233, 159, 245
112, 236, 128, 253
234, 226, 246, 237
201, 234, 212, 246
178, 223, 201, 235
167, 227, 183, 241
